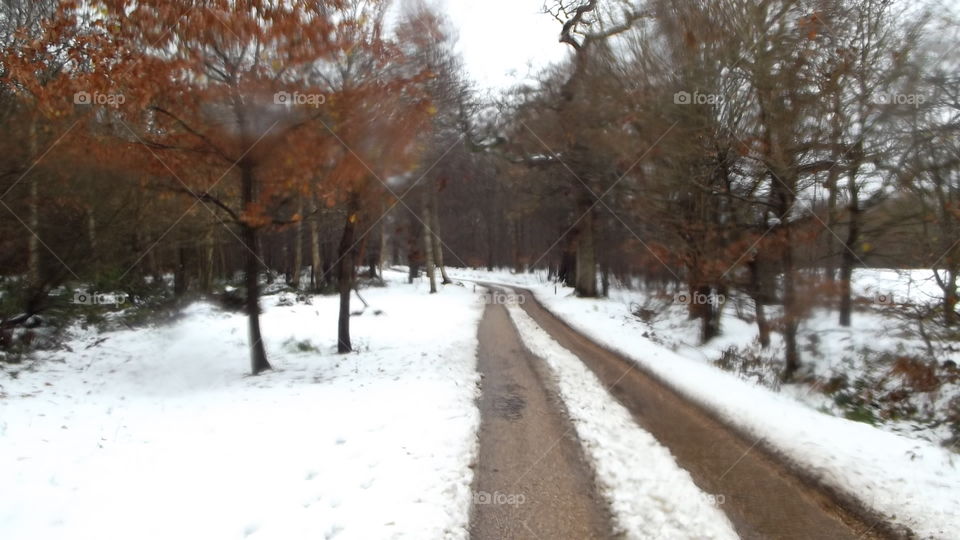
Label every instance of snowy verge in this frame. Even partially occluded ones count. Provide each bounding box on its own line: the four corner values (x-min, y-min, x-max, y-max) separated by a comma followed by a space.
0, 271, 483, 540
505, 303, 738, 540
524, 288, 960, 539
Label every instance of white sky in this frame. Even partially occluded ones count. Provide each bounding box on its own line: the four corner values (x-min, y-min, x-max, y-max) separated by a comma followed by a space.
435, 0, 570, 94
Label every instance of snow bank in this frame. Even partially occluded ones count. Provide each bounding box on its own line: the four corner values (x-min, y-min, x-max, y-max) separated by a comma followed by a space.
0, 271, 483, 540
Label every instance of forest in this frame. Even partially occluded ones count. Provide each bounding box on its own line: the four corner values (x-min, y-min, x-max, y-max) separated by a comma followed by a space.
1, 1, 960, 538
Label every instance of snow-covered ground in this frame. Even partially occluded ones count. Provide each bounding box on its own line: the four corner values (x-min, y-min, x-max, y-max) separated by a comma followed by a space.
452, 268, 960, 539
0, 270, 483, 540
506, 304, 737, 540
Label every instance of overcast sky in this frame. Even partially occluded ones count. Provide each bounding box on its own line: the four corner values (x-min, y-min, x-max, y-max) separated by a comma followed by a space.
434, 0, 570, 94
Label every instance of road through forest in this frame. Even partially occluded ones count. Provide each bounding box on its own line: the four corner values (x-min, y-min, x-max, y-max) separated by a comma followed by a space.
468, 283, 897, 540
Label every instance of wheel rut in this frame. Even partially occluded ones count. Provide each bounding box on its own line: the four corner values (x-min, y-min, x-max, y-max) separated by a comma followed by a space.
469, 300, 615, 540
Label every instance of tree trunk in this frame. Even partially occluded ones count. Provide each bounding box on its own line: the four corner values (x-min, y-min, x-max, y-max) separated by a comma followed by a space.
749, 258, 770, 348
838, 157, 862, 327
943, 270, 958, 327
575, 203, 597, 297
781, 235, 800, 383
336, 194, 360, 353
558, 232, 577, 288
27, 120, 40, 285
693, 284, 723, 343
87, 209, 98, 280
201, 226, 214, 293
407, 210, 422, 282
429, 189, 451, 284
485, 216, 495, 272
241, 164, 271, 374
601, 263, 610, 297
422, 190, 437, 294
174, 243, 189, 298
378, 213, 387, 276
838, 247, 855, 327
823, 91, 844, 283
291, 197, 304, 289
309, 205, 322, 291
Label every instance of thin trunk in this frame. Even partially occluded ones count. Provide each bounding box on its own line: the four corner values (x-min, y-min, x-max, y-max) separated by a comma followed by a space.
201, 226, 214, 293
945, 270, 957, 327
241, 164, 271, 374
575, 203, 597, 297
174, 243, 189, 298
782, 232, 800, 383
839, 153, 862, 327
291, 197, 304, 289
429, 189, 450, 284
27, 120, 39, 285
337, 194, 360, 353
838, 239, 856, 327
749, 258, 770, 348
823, 90, 844, 283
378, 212, 387, 275
407, 211, 422, 282
558, 232, 577, 288
87, 209, 97, 281
485, 216, 495, 272
601, 263, 610, 297
310, 206, 322, 291
422, 190, 437, 294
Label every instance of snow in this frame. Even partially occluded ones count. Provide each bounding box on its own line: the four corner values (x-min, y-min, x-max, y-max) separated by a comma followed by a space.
504, 303, 739, 540
452, 268, 960, 539
0, 270, 483, 540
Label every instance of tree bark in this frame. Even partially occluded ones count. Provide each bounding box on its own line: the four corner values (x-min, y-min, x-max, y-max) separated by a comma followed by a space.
336, 194, 360, 353
601, 263, 610, 297
407, 210, 422, 282
310, 205, 322, 291
174, 242, 189, 298
87, 209, 97, 280
291, 196, 304, 289
838, 152, 863, 327
27, 119, 40, 285
749, 258, 770, 348
781, 231, 800, 383
945, 270, 958, 327
201, 226, 214, 293
240, 163, 271, 374
575, 202, 597, 297
429, 188, 451, 284
422, 190, 437, 294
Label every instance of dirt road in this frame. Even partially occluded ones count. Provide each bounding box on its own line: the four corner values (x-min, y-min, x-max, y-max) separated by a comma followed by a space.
470, 301, 614, 539
469, 283, 899, 540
